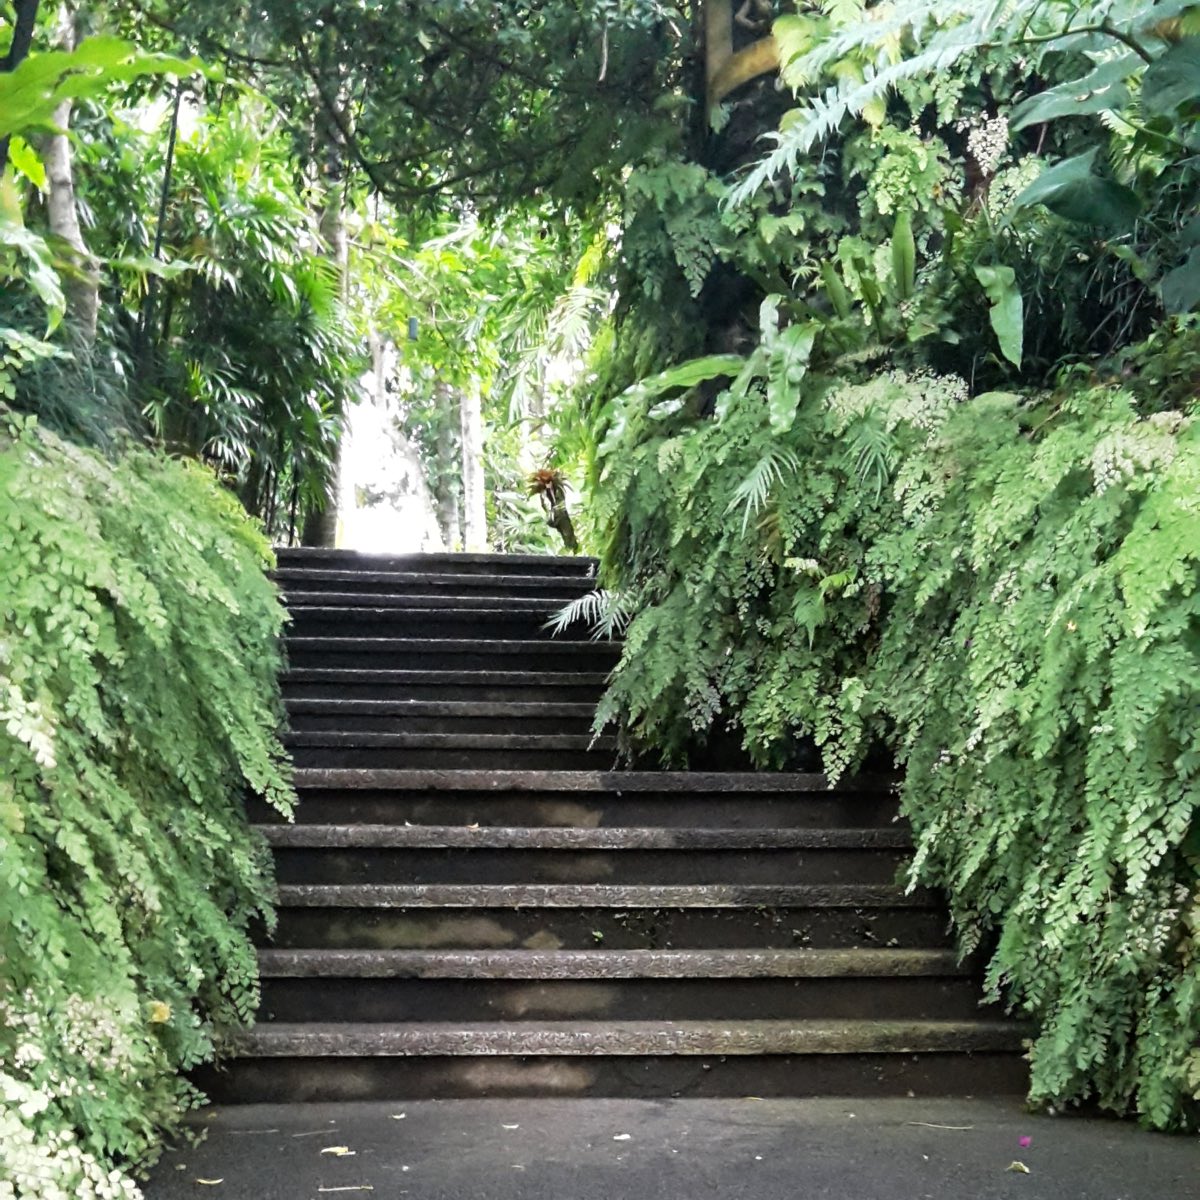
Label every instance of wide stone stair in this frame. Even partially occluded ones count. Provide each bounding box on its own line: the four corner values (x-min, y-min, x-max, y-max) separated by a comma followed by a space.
208, 548, 1027, 1101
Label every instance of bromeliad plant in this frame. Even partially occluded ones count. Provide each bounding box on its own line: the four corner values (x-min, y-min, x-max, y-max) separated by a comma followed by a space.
0, 411, 293, 1196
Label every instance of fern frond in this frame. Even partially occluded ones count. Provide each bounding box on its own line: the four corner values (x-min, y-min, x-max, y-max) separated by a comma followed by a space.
727, 443, 802, 533
545, 588, 632, 640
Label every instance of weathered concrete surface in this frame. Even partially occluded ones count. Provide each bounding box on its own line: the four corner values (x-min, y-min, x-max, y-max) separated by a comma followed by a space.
141, 1097, 1199, 1200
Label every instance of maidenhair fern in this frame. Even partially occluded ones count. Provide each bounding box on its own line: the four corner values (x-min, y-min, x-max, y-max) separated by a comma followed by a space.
0, 413, 293, 1195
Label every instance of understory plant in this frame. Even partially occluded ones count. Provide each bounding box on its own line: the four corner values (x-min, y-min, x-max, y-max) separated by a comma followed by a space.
0, 412, 293, 1197
577, 1, 1200, 1131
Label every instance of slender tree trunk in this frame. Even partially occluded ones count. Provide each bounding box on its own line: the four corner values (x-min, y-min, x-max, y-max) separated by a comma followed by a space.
302, 188, 350, 547
459, 378, 487, 551
39, 6, 99, 346
434, 383, 461, 549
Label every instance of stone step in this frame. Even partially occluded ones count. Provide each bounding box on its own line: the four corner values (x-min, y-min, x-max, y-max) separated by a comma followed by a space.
274, 549, 597, 578
266, 827, 911, 885
281, 669, 608, 703
286, 607, 595, 641
269, 901, 950, 951
256, 974, 994, 1025
285, 637, 621, 672
202, 1019, 1027, 1102
253, 950, 984, 1027
233, 1018, 1022, 1057
256, 946, 963, 979
285, 732, 619, 770
267, 883, 948, 952
284, 698, 597, 736
259, 825, 913, 850
255, 949, 987, 1024
249, 769, 902, 828
275, 883, 933, 909
200, 1045, 1027, 1102
274, 568, 594, 598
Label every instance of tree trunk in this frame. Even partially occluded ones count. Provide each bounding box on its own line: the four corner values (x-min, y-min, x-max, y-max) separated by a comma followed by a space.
302, 187, 350, 547
459, 379, 487, 552
41, 5, 99, 347
433, 383, 461, 549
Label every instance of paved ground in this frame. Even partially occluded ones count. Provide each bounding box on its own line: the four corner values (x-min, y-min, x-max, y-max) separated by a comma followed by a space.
141, 1097, 1197, 1200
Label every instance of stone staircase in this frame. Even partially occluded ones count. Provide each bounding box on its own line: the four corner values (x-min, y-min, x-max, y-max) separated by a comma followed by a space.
207, 549, 1027, 1102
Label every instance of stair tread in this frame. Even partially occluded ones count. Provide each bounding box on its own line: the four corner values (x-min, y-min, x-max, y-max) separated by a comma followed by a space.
275, 550, 597, 568
287, 637, 617, 653
284, 669, 608, 685
285, 700, 599, 717
275, 883, 933, 908
258, 825, 912, 850
286, 600, 576, 616
291, 768, 896, 792
274, 568, 592, 587
256, 947, 966, 979
286, 732, 617, 749
233, 1018, 1025, 1057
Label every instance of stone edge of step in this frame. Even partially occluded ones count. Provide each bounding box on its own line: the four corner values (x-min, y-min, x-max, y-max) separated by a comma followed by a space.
273, 883, 935, 908
256, 825, 913, 850
286, 637, 619, 654
285, 733, 617, 750
284, 699, 600, 717
230, 1019, 1026, 1057
290, 769, 900, 793
283, 670, 610, 686
255, 947, 967, 980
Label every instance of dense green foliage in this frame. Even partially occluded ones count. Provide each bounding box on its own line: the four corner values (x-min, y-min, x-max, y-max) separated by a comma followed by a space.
579, 0, 1200, 1129
0, 412, 292, 1195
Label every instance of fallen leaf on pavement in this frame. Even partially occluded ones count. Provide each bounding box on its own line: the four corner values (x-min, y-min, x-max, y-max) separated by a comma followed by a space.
194, 1180, 223, 1187
1006, 1161, 1031, 1174
321, 1146, 355, 1157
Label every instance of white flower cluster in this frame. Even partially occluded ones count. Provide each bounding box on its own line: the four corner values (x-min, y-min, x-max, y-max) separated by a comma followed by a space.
0, 992, 146, 1199
1091, 425, 1179, 493
958, 113, 1010, 178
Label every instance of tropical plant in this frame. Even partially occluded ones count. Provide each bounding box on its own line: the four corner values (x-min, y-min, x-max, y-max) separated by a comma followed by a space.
0, 409, 293, 1196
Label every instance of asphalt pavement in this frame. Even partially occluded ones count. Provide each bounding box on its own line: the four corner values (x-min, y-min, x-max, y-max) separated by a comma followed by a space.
141, 1096, 1199, 1200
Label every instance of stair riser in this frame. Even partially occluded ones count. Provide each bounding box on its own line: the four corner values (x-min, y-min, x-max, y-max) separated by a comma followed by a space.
257, 976, 990, 1024
286, 714, 595, 736
288, 615, 593, 640
247, 792, 904, 830
267, 906, 952, 951
197, 1052, 1027, 1103
287, 746, 617, 770
285, 648, 620, 672
269, 848, 912, 887
274, 551, 596, 578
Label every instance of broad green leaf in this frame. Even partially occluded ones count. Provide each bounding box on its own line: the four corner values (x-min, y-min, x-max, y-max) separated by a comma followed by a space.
974, 264, 1024, 367
1011, 148, 1141, 230
1141, 37, 1200, 117
767, 322, 817, 433
1159, 247, 1200, 312
890, 210, 915, 301
0, 39, 202, 140
1009, 54, 1139, 131
6, 137, 46, 191
0, 217, 65, 331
